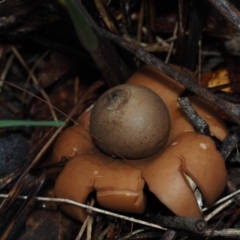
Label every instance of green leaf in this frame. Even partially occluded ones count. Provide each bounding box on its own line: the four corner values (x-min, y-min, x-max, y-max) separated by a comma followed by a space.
0, 120, 65, 128
61, 0, 98, 52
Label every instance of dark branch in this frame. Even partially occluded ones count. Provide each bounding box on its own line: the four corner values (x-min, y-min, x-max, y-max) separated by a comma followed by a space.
227, 180, 240, 204
178, 97, 210, 135
160, 230, 177, 240
208, 0, 240, 31
204, 228, 240, 238
221, 126, 240, 160
149, 215, 207, 234
103, 29, 240, 125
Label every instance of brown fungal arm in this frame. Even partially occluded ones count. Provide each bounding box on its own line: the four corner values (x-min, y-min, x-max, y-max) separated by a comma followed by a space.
54, 151, 145, 222
131, 148, 202, 218
189, 96, 228, 141
127, 65, 228, 144
173, 132, 228, 206
53, 109, 146, 221
52, 107, 93, 164
51, 124, 94, 163
129, 132, 228, 217
94, 153, 146, 213
54, 156, 94, 221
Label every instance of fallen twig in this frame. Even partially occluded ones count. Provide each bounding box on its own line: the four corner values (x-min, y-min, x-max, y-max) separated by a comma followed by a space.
0, 194, 167, 231
149, 216, 207, 234
103, 29, 240, 125
204, 228, 240, 238
208, 0, 240, 31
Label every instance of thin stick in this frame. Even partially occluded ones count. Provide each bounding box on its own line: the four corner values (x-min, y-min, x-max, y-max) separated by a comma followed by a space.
208, 0, 240, 31
0, 53, 14, 94
165, 23, 178, 63
204, 199, 234, 221
124, 34, 169, 53
204, 228, 240, 237
74, 76, 80, 104
197, 38, 202, 85
202, 188, 240, 211
120, 228, 148, 240
87, 215, 93, 240
21, 50, 50, 107
98, 227, 108, 240
137, 0, 144, 42
76, 199, 95, 240
10, 46, 58, 121
76, 216, 91, 240
0, 194, 166, 230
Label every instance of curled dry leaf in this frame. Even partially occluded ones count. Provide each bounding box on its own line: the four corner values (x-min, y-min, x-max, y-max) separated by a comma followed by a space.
201, 68, 232, 93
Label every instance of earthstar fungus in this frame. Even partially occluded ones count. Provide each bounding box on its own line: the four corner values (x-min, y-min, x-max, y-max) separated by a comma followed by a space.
52, 65, 228, 222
